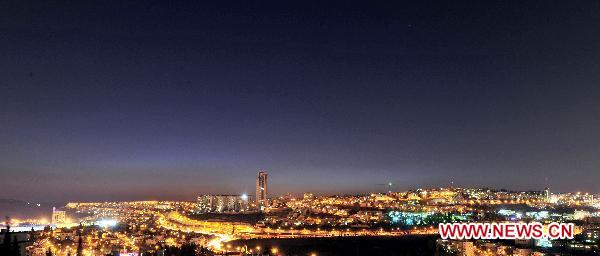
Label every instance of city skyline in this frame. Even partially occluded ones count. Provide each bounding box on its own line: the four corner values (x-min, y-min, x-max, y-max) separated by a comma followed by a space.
2, 1, 600, 203
0, 173, 588, 204
3, 185, 598, 255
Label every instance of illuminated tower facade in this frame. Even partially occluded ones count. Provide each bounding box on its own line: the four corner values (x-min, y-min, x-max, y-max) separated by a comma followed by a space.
52, 207, 66, 226
256, 171, 268, 210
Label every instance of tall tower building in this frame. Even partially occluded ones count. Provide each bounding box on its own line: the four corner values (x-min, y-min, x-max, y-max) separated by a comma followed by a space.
544, 187, 550, 202
256, 170, 268, 210
52, 207, 66, 226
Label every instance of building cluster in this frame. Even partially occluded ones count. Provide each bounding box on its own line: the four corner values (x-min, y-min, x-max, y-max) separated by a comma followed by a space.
5, 172, 600, 256
195, 171, 268, 213
21, 202, 215, 256
195, 195, 252, 213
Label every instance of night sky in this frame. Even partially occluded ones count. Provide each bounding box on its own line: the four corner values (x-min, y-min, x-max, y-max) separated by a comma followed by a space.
1, 1, 600, 202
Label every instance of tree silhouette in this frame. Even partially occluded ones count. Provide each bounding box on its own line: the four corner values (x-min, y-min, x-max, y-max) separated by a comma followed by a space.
30, 227, 36, 241
2, 216, 11, 255
12, 235, 20, 256
76, 224, 83, 256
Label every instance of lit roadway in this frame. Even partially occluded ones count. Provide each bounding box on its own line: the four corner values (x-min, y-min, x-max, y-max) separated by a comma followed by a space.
157, 211, 437, 251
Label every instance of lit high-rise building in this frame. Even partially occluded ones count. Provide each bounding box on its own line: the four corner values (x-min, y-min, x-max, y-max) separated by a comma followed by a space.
256, 170, 268, 210
52, 207, 66, 226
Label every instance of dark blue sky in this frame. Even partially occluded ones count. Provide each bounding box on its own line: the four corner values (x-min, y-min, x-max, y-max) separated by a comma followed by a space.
1, 1, 599, 202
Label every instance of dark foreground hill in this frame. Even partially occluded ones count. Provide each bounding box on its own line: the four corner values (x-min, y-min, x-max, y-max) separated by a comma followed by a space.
231, 235, 439, 256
